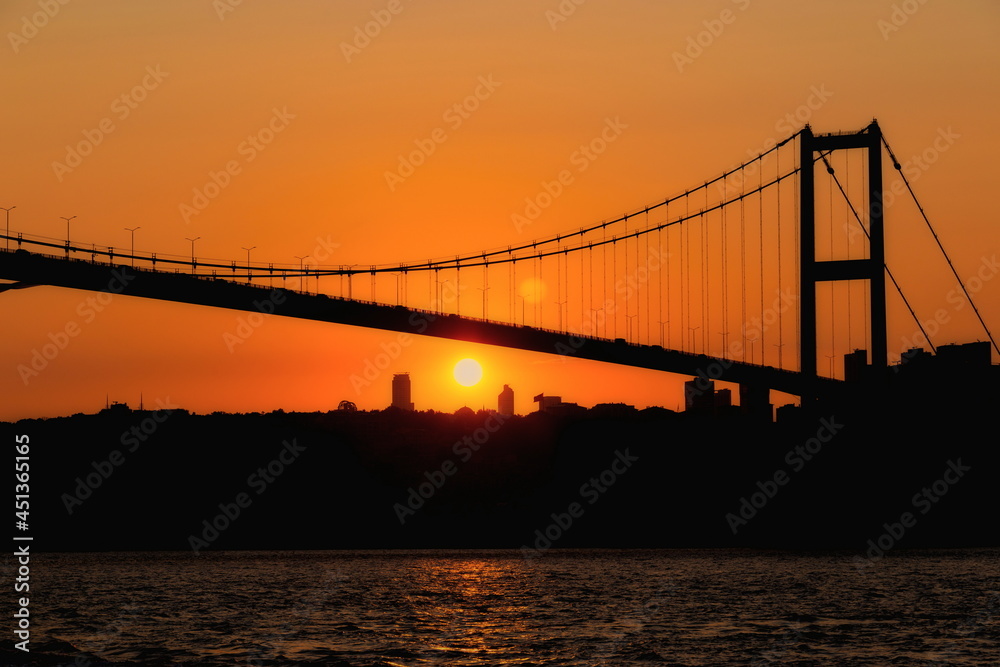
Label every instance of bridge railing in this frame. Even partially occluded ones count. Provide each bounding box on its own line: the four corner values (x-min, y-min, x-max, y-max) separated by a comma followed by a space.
0, 232, 327, 276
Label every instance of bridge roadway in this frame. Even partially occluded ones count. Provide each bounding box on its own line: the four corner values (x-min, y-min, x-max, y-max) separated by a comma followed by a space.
0, 249, 845, 398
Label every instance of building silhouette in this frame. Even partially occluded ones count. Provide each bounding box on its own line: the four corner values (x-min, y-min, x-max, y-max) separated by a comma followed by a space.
845, 349, 869, 383
714, 388, 732, 409
391, 373, 414, 411
936, 341, 991, 367
684, 380, 716, 414
533, 393, 562, 412
684, 380, 741, 417
498, 384, 514, 417
532, 393, 584, 416
739, 384, 773, 422
591, 403, 638, 418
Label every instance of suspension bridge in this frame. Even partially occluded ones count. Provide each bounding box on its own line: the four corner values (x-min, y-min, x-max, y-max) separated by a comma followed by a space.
2, 121, 995, 407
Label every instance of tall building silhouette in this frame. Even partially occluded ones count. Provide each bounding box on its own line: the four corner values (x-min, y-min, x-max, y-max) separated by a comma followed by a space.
845, 349, 869, 383
391, 373, 414, 411
684, 380, 715, 414
498, 384, 514, 416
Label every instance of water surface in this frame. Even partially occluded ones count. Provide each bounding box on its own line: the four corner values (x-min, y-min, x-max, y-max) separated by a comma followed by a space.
18, 549, 1000, 665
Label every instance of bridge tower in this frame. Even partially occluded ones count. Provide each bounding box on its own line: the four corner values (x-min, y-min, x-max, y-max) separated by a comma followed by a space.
799, 120, 887, 399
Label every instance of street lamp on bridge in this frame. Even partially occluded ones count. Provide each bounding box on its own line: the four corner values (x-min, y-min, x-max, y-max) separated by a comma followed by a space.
718, 331, 731, 358
439, 278, 456, 314
688, 326, 701, 354
747, 336, 759, 364
773, 342, 786, 369
626, 314, 638, 341
124, 227, 140, 267
396, 272, 408, 307
825, 354, 837, 379
242, 246, 256, 283
294, 255, 310, 292
185, 237, 200, 269
556, 299, 568, 331
341, 264, 359, 299
61, 216, 77, 257
657, 320, 668, 347
588, 307, 603, 338
1, 206, 14, 252
477, 286, 490, 320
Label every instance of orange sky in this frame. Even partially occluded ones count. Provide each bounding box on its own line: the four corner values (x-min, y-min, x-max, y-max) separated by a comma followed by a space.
2, 0, 999, 420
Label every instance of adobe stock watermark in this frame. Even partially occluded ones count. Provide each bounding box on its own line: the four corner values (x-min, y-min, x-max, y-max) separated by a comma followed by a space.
213, 0, 245, 21
349, 278, 466, 394
340, 0, 413, 63
179, 107, 295, 223
384, 75, 502, 192
852, 458, 971, 571
742, 288, 797, 345
555, 244, 667, 357
512, 116, 628, 233
187, 438, 306, 554
673, 0, 752, 73
520, 448, 639, 559
60, 398, 179, 515
544, 0, 587, 30
286, 234, 343, 292
774, 84, 835, 135
601, 579, 678, 659
877, 0, 930, 41
51, 65, 169, 183
7, 0, 72, 54
308, 234, 341, 265
16, 266, 135, 385
392, 413, 507, 524
248, 568, 347, 666
895, 253, 997, 360
847, 126, 960, 250
892, 126, 960, 187
668, 287, 796, 380
725, 416, 844, 535
683, 355, 738, 403
350, 332, 414, 394
222, 289, 288, 353
718, 85, 833, 195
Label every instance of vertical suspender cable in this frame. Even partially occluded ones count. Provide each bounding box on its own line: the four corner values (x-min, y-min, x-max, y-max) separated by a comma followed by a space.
759, 178, 765, 364
741, 194, 747, 362
776, 148, 784, 369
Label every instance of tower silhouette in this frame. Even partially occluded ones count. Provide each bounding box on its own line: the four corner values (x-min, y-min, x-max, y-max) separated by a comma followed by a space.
498, 384, 514, 416
391, 373, 414, 410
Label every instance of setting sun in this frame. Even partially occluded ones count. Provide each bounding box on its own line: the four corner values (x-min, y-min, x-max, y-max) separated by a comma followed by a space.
454, 358, 484, 387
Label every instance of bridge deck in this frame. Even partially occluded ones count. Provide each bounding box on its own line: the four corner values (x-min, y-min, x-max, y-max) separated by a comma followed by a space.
0, 249, 844, 397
